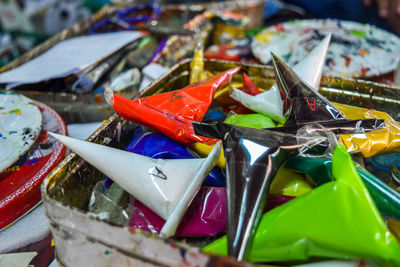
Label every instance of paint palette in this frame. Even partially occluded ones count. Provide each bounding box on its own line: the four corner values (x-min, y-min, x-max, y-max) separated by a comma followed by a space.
251, 19, 400, 78
0, 92, 42, 173
0, 101, 67, 230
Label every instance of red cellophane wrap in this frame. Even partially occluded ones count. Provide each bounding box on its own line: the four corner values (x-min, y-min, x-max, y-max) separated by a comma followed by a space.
223, 73, 262, 114
113, 67, 241, 145
242, 73, 262, 96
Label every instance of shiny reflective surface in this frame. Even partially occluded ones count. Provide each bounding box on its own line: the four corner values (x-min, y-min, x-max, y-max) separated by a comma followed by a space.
285, 155, 400, 220
270, 54, 385, 134
193, 121, 327, 260
204, 146, 400, 266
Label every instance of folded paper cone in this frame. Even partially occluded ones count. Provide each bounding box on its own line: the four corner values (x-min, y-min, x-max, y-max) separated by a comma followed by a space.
160, 142, 221, 237
230, 34, 331, 121
48, 133, 220, 227
270, 51, 352, 133
292, 33, 331, 93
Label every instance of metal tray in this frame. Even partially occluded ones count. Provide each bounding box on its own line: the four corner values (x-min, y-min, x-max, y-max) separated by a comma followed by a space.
42, 59, 400, 266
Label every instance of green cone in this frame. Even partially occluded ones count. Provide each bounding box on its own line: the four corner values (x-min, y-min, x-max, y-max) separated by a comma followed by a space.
203, 145, 400, 266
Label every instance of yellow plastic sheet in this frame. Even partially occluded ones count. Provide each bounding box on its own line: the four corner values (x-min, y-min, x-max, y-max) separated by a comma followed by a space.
334, 103, 400, 157
270, 167, 312, 197
190, 142, 226, 168
189, 49, 206, 84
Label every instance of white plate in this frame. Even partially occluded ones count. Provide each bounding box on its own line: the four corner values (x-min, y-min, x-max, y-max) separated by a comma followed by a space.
251, 19, 400, 78
0, 92, 42, 173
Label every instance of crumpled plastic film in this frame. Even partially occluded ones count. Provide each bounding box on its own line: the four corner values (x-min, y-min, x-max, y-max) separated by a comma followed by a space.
130, 187, 226, 237
295, 124, 338, 157
334, 103, 400, 157
111, 67, 241, 145
203, 145, 400, 266
88, 181, 133, 226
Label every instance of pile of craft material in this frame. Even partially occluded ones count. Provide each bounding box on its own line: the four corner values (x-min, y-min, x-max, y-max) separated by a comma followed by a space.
47, 33, 400, 266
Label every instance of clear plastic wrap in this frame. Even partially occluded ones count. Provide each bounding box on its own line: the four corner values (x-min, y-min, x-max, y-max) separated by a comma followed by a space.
88, 181, 133, 226
270, 53, 385, 134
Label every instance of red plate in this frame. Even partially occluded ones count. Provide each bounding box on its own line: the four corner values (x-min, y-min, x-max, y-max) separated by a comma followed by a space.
0, 101, 67, 230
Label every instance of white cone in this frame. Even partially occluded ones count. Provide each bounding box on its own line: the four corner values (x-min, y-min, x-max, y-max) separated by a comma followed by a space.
48, 133, 221, 225
230, 85, 285, 123
230, 34, 331, 122
293, 33, 331, 91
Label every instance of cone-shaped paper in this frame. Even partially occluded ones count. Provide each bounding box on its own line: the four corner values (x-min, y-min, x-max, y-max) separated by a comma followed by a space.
288, 33, 331, 98
203, 145, 400, 266
230, 35, 331, 122
271, 52, 346, 125
285, 155, 400, 221
48, 133, 220, 226
269, 53, 386, 135
230, 85, 284, 123
111, 67, 241, 145
193, 121, 328, 261
125, 127, 225, 187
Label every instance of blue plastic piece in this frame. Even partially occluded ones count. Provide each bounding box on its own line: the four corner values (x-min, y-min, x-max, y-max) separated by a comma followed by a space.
125, 127, 226, 187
